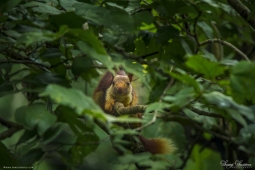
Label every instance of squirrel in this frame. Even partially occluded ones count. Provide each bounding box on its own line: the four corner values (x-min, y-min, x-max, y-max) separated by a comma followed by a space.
93, 70, 176, 154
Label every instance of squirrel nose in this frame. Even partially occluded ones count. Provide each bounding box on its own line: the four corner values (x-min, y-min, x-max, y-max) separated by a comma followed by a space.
116, 88, 123, 94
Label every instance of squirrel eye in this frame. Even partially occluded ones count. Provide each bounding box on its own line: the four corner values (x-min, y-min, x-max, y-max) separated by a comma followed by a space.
112, 81, 115, 85
126, 82, 130, 86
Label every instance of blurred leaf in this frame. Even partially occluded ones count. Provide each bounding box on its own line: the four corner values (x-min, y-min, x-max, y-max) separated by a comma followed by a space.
16, 130, 37, 146
71, 56, 90, 76
186, 55, 226, 79
19, 148, 44, 166
133, 11, 153, 28
105, 0, 129, 8
71, 131, 100, 163
164, 87, 195, 111
0, 0, 22, 12
77, 41, 114, 70
237, 124, 255, 151
0, 142, 17, 166
203, 92, 255, 126
41, 123, 64, 144
184, 145, 223, 170
74, 2, 110, 26
49, 12, 86, 29
170, 72, 201, 93
22, 72, 70, 88
106, 5, 134, 31
184, 109, 217, 129
17, 26, 68, 46
14, 104, 57, 136
156, 26, 179, 44
230, 61, 255, 103
145, 102, 170, 114
197, 21, 214, 38
55, 105, 91, 134
40, 84, 103, 115
24, 1, 62, 15
59, 0, 76, 11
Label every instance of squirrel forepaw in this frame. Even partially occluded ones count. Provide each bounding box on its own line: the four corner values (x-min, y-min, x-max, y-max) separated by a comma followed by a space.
105, 99, 115, 113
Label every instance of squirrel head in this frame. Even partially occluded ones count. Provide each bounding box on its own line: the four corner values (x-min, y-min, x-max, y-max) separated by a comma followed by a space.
111, 74, 132, 96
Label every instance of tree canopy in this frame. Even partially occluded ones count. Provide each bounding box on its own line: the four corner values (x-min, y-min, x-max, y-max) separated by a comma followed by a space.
0, 0, 255, 170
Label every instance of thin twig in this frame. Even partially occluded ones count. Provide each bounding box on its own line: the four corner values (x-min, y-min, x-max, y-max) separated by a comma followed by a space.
200, 39, 250, 61
0, 60, 49, 68
191, 2, 202, 46
188, 107, 225, 119
135, 78, 175, 131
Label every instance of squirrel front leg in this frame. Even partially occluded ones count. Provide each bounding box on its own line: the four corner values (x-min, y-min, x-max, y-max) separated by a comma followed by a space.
104, 87, 115, 113
104, 98, 115, 113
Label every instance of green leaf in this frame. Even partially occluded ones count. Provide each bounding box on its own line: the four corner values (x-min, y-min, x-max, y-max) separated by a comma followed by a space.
0, 142, 17, 166
14, 104, 57, 136
164, 87, 195, 111
49, 12, 87, 29
24, 1, 62, 15
230, 61, 255, 103
19, 148, 44, 166
105, 0, 129, 8
74, 2, 111, 26
71, 57, 90, 76
70, 132, 100, 164
40, 84, 102, 115
184, 145, 223, 170
0, 0, 22, 13
145, 102, 170, 114
170, 72, 201, 93
186, 55, 226, 79
156, 26, 179, 44
203, 92, 255, 126
106, 6, 134, 31
16, 130, 37, 146
41, 123, 64, 144
133, 11, 153, 28
59, 0, 76, 11
17, 25, 69, 46
55, 106, 91, 134
197, 21, 214, 38
77, 41, 114, 70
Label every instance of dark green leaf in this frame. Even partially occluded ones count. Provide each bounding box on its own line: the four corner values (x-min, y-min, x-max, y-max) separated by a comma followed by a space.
0, 0, 22, 13
230, 61, 255, 103
14, 104, 57, 136
16, 130, 37, 146
24, 2, 62, 15
49, 12, 87, 29
19, 148, 44, 166
40, 84, 102, 114
156, 26, 179, 44
41, 123, 64, 144
186, 55, 226, 79
0, 142, 17, 166
203, 92, 255, 126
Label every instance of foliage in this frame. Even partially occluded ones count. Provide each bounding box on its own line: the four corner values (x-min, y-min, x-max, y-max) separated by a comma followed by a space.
0, 0, 255, 170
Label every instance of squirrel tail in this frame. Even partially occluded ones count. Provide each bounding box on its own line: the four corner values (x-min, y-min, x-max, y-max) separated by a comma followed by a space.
138, 135, 177, 154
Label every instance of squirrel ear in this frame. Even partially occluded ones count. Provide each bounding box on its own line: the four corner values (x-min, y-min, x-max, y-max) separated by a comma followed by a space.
128, 74, 133, 82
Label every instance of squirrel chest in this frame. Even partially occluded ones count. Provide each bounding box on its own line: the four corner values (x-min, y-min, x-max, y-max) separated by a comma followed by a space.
104, 75, 135, 112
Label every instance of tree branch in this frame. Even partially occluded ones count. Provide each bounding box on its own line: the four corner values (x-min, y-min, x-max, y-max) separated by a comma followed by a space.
199, 39, 250, 61
114, 102, 147, 115
0, 117, 23, 140
227, 0, 255, 30
188, 107, 225, 119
